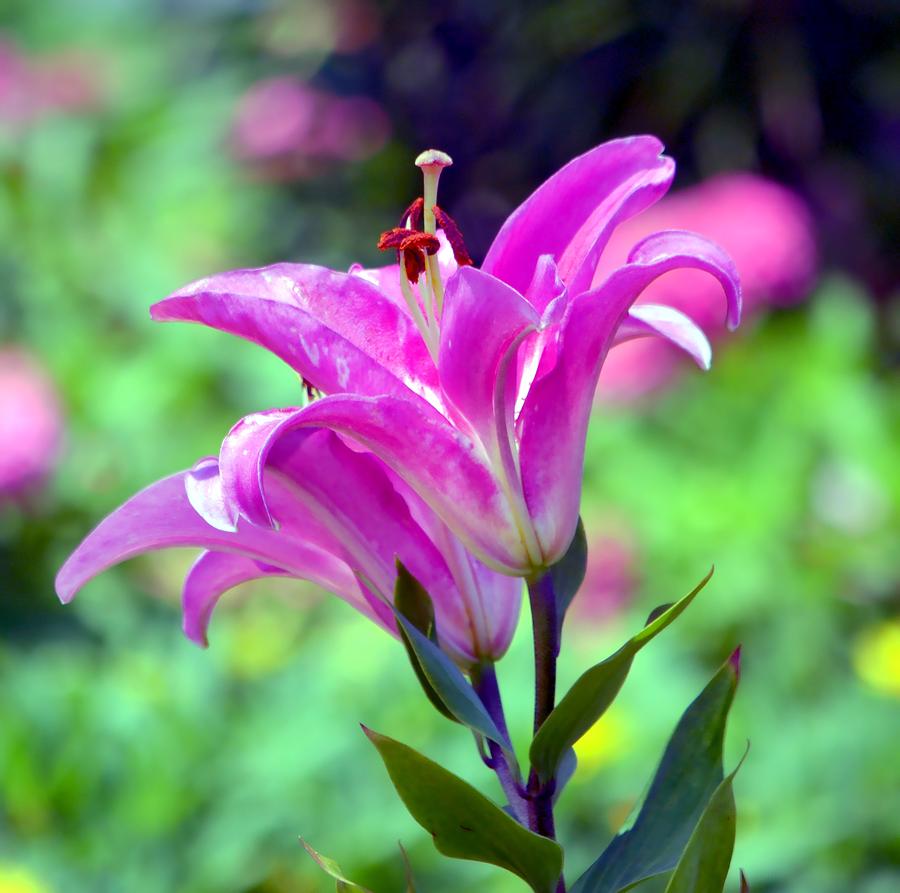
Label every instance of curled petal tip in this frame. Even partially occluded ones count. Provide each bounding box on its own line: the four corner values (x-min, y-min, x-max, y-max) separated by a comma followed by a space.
54, 571, 75, 605
184, 627, 210, 649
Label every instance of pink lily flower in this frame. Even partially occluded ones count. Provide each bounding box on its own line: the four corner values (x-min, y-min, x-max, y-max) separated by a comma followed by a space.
147, 137, 740, 576
56, 426, 521, 666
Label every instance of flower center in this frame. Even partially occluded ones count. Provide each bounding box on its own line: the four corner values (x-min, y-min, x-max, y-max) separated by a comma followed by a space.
377, 149, 473, 363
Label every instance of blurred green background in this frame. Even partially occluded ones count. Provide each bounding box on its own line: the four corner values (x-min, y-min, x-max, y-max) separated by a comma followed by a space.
1, 1, 898, 891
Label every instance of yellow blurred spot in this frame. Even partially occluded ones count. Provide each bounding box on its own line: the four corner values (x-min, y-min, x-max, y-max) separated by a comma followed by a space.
0, 866, 51, 893
223, 586, 310, 678
853, 621, 900, 696
572, 706, 630, 776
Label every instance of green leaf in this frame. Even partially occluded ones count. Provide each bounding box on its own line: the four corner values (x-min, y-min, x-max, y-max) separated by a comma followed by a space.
570, 647, 740, 893
364, 727, 563, 893
393, 564, 458, 723
663, 748, 747, 893
394, 609, 509, 749
530, 568, 714, 782
301, 839, 373, 892
394, 561, 436, 638
551, 516, 588, 625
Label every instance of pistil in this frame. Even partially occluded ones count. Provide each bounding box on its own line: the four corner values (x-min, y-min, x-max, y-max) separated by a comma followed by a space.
416, 149, 453, 316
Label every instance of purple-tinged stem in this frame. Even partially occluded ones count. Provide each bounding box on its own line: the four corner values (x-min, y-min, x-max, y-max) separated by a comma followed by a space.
471, 663, 530, 825
527, 570, 565, 892
528, 570, 560, 736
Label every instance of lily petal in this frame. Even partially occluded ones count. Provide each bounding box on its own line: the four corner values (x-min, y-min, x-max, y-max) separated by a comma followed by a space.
283, 394, 529, 574
627, 230, 742, 330
518, 229, 741, 562
482, 136, 675, 297
182, 550, 290, 647
151, 263, 439, 404
390, 472, 523, 660
440, 266, 539, 466
614, 304, 712, 371
55, 471, 357, 606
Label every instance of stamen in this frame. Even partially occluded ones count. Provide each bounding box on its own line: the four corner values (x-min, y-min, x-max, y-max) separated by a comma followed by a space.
399, 197, 424, 230
377, 227, 410, 251
397, 257, 439, 363
377, 229, 440, 284
402, 249, 427, 284
433, 206, 473, 267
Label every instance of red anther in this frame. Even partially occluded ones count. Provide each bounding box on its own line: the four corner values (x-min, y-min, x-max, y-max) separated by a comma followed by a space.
402, 249, 426, 282
379, 228, 440, 282
433, 205, 473, 267
399, 196, 424, 230
377, 227, 410, 251
398, 231, 440, 255
398, 232, 440, 282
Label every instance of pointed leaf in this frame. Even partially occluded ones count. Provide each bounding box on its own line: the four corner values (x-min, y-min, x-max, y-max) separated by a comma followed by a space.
531, 568, 713, 781
739, 870, 750, 892
553, 748, 578, 805
301, 839, 373, 892
663, 748, 747, 893
570, 648, 740, 893
393, 566, 457, 722
395, 561, 436, 638
393, 603, 509, 748
551, 516, 588, 628
364, 728, 563, 893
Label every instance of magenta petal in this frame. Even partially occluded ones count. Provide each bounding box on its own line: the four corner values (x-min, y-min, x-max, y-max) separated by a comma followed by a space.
524, 254, 567, 316
182, 550, 290, 647
518, 228, 741, 562
218, 409, 298, 529
614, 304, 712, 370
151, 263, 439, 403
627, 230, 742, 330
185, 456, 239, 531
288, 395, 529, 573
440, 266, 539, 470
55, 471, 356, 605
267, 428, 457, 627
482, 136, 675, 296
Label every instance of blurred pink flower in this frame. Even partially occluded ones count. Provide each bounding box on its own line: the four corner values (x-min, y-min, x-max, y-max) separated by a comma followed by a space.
573, 518, 638, 624
231, 77, 390, 178
0, 348, 63, 496
595, 173, 818, 400
0, 37, 103, 130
